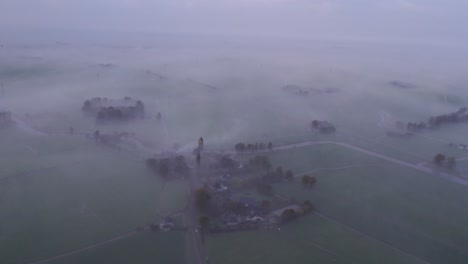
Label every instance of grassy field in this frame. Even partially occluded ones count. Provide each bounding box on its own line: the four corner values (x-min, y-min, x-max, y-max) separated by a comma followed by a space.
210, 144, 468, 264
208, 215, 421, 264
0, 132, 188, 263
49, 232, 186, 264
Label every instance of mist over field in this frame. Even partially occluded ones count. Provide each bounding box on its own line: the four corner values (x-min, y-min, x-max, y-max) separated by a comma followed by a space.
1, 1, 468, 264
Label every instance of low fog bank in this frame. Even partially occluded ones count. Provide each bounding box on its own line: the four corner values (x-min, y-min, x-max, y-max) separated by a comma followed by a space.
1, 33, 468, 149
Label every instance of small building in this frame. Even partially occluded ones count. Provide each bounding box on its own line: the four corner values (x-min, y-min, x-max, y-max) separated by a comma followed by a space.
458, 144, 467, 150
159, 217, 175, 231
212, 181, 228, 193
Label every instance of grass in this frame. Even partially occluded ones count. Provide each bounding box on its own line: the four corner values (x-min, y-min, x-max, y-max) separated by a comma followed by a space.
49, 232, 186, 264
273, 145, 468, 264
211, 144, 468, 264
208, 215, 421, 264
0, 134, 188, 263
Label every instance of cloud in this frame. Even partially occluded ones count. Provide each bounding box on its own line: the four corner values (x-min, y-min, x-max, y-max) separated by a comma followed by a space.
0, 0, 466, 43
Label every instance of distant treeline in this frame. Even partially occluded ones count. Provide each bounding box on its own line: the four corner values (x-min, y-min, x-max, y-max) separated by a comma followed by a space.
403, 107, 468, 132
235, 142, 273, 153
82, 97, 145, 123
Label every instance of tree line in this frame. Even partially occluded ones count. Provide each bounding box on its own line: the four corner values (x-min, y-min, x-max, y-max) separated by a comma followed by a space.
433, 154, 457, 170
405, 107, 468, 132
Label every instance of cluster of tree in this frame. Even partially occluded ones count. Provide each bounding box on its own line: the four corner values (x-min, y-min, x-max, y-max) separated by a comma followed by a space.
403, 107, 468, 132
280, 200, 314, 224
195, 188, 212, 212
282, 84, 310, 96
96, 103, 145, 123
235, 142, 273, 153
311, 120, 336, 134
260, 166, 294, 183
429, 108, 468, 128
248, 155, 272, 171
302, 200, 314, 213
280, 209, 298, 223
145, 155, 190, 180
433, 154, 457, 170
301, 175, 317, 188
82, 97, 145, 123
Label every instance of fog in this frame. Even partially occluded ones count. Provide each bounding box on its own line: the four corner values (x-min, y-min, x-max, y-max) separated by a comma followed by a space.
2, 1, 468, 264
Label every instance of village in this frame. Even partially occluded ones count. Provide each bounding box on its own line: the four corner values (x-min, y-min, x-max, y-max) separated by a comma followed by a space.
144, 136, 316, 235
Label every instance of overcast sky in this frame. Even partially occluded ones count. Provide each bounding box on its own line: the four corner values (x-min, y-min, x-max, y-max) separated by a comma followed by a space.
0, 0, 467, 43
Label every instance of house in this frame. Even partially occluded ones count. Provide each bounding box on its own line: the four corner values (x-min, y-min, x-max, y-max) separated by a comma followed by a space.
212, 181, 228, 193
159, 217, 175, 231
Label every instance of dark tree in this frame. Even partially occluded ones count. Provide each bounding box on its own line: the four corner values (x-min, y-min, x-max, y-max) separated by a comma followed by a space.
285, 170, 294, 182
302, 200, 314, 213
195, 188, 211, 211
196, 152, 201, 167
433, 153, 446, 166
301, 175, 317, 188
311, 120, 319, 129
281, 209, 298, 223
268, 142, 273, 151
447, 157, 457, 170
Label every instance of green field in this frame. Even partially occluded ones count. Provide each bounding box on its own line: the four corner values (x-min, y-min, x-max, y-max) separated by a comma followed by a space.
49, 232, 186, 264
209, 216, 421, 264
210, 144, 468, 264
0, 131, 188, 263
